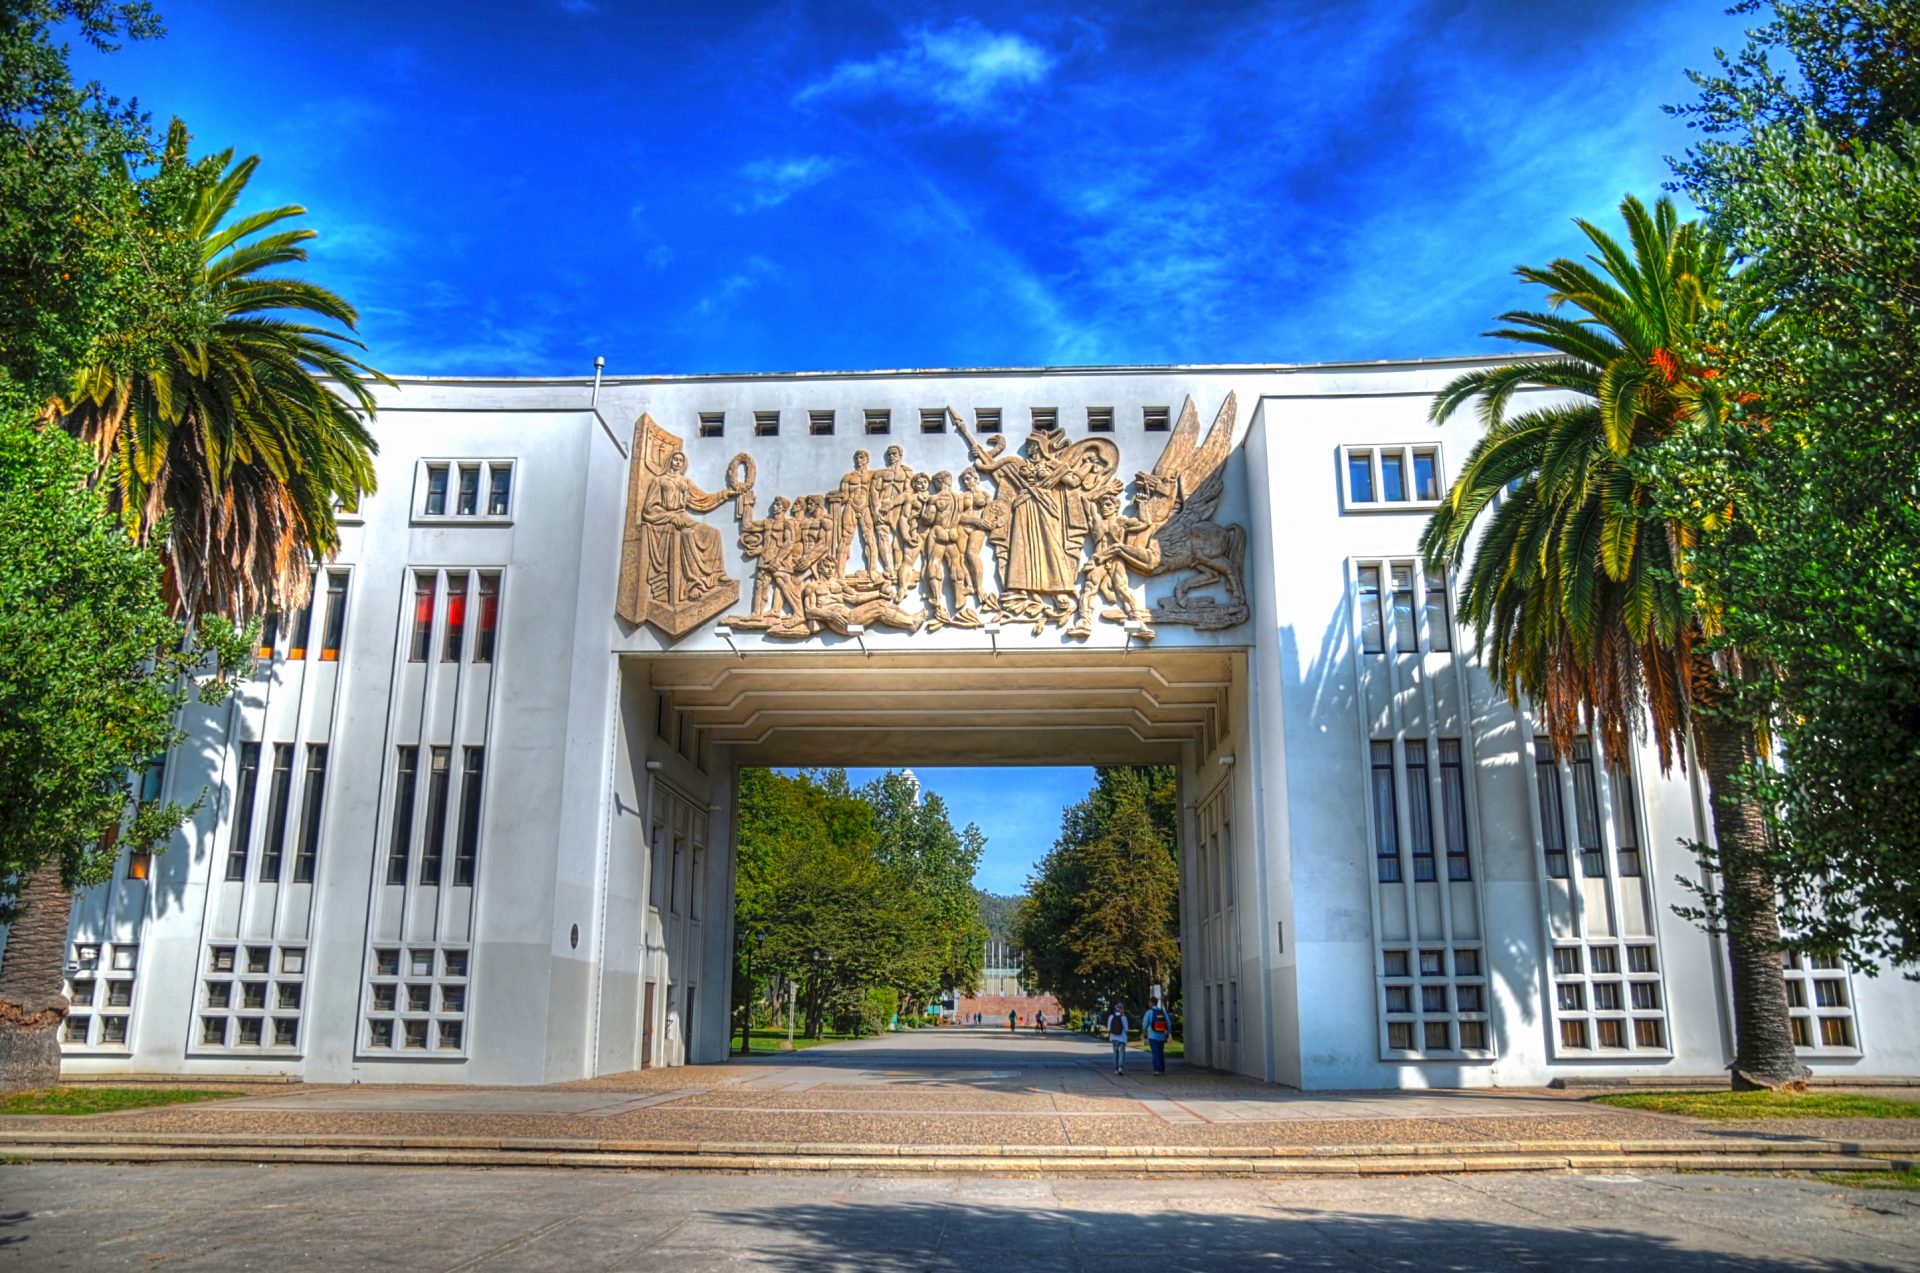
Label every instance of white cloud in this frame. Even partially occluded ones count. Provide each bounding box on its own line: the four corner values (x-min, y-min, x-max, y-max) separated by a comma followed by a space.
735, 155, 841, 212
797, 20, 1056, 120
693, 255, 780, 318
556, 0, 600, 15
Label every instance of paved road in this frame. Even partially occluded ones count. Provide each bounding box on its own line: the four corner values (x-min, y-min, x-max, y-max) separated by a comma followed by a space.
3, 1164, 1917, 1270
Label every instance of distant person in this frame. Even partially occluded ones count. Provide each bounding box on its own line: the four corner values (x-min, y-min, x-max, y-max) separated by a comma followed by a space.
1106, 1001, 1130, 1075
1034, 1010, 1046, 1034
1143, 997, 1172, 1075
1009, 1009, 1018, 1034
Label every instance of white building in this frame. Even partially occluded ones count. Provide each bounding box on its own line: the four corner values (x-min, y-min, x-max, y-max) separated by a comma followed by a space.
33, 360, 1920, 1088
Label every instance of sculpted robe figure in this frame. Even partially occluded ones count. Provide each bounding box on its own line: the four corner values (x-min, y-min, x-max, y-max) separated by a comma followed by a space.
956, 422, 1116, 631
642, 451, 735, 608
617, 415, 751, 638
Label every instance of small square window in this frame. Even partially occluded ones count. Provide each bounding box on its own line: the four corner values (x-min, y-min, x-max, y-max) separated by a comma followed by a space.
443, 950, 469, 977
1590, 947, 1619, 974
976, 408, 1002, 434
237, 1017, 264, 1047
281, 949, 305, 974
201, 1016, 228, 1047
442, 985, 466, 1013
1556, 983, 1586, 1012
241, 982, 267, 1010
1631, 982, 1661, 1010
1418, 949, 1445, 976
369, 1019, 394, 1049
1383, 950, 1410, 978
1791, 1017, 1813, 1046
105, 980, 132, 1008
1785, 979, 1807, 1008
1560, 1019, 1590, 1049
1453, 949, 1481, 976
276, 983, 302, 1010
409, 949, 434, 976
438, 1020, 464, 1049
1387, 1022, 1413, 1050
1455, 984, 1483, 1013
919, 408, 947, 433
1031, 407, 1058, 431
375, 948, 400, 977
212, 946, 236, 973
1143, 406, 1171, 432
1087, 407, 1114, 433
404, 1020, 429, 1049
204, 981, 231, 1009
1634, 1019, 1665, 1049
1592, 981, 1622, 1011
246, 946, 271, 974
1626, 946, 1657, 973
1423, 1021, 1450, 1051
1813, 978, 1848, 1008
75, 944, 101, 971
1595, 1018, 1626, 1049
372, 984, 397, 1013
808, 410, 835, 435
754, 411, 780, 437
273, 1017, 299, 1047
64, 1015, 90, 1043
1420, 985, 1448, 1013
111, 945, 138, 972
70, 978, 97, 1006
1553, 947, 1582, 976
698, 412, 725, 438
407, 984, 432, 1012
864, 409, 890, 435
99, 1015, 127, 1043
1458, 1020, 1488, 1050
1385, 986, 1411, 1013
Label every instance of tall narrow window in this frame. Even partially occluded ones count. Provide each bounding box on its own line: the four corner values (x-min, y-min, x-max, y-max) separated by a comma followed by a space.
1348, 451, 1375, 503
387, 747, 418, 885
420, 747, 452, 886
1611, 761, 1642, 876
292, 745, 327, 883
1424, 570, 1452, 652
456, 464, 479, 515
443, 573, 468, 662
1413, 449, 1440, 501
1380, 451, 1407, 502
1357, 566, 1384, 654
287, 596, 313, 660
226, 743, 261, 882
1406, 740, 1435, 881
256, 608, 279, 660
1439, 739, 1471, 880
409, 574, 436, 663
454, 748, 484, 887
258, 744, 294, 882
1390, 565, 1417, 653
1571, 738, 1605, 875
1371, 741, 1402, 882
487, 464, 512, 515
425, 464, 449, 515
320, 572, 348, 661
1535, 737, 1569, 878
475, 573, 500, 664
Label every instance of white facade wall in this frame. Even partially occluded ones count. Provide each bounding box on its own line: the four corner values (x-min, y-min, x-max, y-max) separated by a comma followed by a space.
23, 361, 1920, 1089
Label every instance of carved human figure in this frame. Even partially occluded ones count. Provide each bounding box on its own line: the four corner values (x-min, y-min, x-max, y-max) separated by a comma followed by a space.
956, 424, 1086, 630
894, 470, 933, 599
790, 494, 835, 584
1071, 490, 1155, 639
736, 495, 800, 624
955, 467, 996, 600
833, 450, 880, 575
871, 444, 916, 576
916, 471, 981, 629
802, 572, 924, 637
640, 450, 739, 613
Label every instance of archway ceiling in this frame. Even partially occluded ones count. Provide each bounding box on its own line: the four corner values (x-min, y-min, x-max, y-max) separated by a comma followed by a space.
640, 649, 1239, 766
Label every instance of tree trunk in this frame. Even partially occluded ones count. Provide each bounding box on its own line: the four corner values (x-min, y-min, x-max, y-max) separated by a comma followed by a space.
1695, 682, 1809, 1091
0, 859, 73, 1092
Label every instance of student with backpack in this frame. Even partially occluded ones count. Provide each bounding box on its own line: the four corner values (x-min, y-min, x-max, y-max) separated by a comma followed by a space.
1105, 1001, 1130, 1075
1143, 997, 1172, 1075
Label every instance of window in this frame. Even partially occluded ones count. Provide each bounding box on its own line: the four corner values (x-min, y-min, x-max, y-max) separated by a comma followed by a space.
809, 410, 835, 435
1380, 451, 1407, 502
1413, 450, 1440, 501
746, 410, 777, 438
1348, 450, 1375, 503
1439, 739, 1470, 880
425, 464, 449, 516
1143, 406, 1170, 432
1390, 565, 1417, 653
1535, 738, 1569, 878
198, 942, 305, 1053
409, 574, 436, 662
287, 596, 313, 660
475, 573, 500, 663
454, 748, 484, 887
1424, 571, 1451, 652
919, 408, 946, 433
1341, 445, 1444, 510
487, 464, 512, 516
1087, 406, 1114, 433
1405, 740, 1435, 881
1031, 407, 1058, 431
1383, 950, 1410, 977
698, 411, 725, 438
1781, 952, 1860, 1053
1357, 565, 1385, 654
259, 744, 294, 882
420, 747, 452, 886
257, 608, 279, 660
226, 743, 261, 882
1371, 742, 1401, 882
291, 745, 327, 884
443, 573, 468, 662
364, 943, 470, 1056
1571, 739, 1605, 876
387, 747, 418, 885
320, 572, 348, 661
1611, 762, 1641, 876
456, 464, 480, 516
976, 408, 1002, 434
864, 409, 890, 435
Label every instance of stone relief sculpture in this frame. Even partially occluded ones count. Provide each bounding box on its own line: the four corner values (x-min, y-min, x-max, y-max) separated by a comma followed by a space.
616, 414, 756, 639
621, 395, 1247, 643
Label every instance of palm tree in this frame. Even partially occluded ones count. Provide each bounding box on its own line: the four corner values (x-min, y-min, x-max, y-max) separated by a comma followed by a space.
0, 123, 386, 1089
53, 119, 386, 620
1421, 194, 1804, 1089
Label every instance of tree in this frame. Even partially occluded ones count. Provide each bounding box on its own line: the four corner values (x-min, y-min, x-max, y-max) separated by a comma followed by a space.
1017, 766, 1179, 1018
1420, 195, 1808, 1089
1661, 0, 1920, 970
0, 414, 245, 1089
859, 771, 987, 1006
52, 119, 387, 622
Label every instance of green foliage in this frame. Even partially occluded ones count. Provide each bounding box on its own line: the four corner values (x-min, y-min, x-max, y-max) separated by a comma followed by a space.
0, 1084, 242, 1115
1593, 1090, 1920, 1119
1662, 0, 1920, 970
0, 412, 245, 913
974, 890, 1022, 942
1016, 766, 1179, 1017
859, 771, 987, 1002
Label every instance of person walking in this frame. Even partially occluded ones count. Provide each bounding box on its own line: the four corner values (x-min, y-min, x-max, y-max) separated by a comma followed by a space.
1143, 997, 1172, 1075
1034, 1010, 1046, 1034
1106, 1001, 1130, 1075
1008, 1009, 1018, 1035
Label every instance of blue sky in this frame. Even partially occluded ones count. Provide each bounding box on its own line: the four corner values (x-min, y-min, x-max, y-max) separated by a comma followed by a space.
72, 0, 1742, 377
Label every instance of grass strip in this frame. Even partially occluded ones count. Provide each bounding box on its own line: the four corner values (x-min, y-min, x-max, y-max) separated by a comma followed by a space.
1, 1087, 245, 1117
1593, 1091, 1920, 1120
1815, 1168, 1920, 1192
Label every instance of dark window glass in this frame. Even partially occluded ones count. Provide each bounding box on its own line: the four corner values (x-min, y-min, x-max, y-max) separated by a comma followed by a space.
809, 410, 835, 435
756, 411, 781, 437
976, 408, 1002, 434
387, 747, 418, 885
864, 409, 890, 435
1380, 451, 1407, 501
425, 465, 449, 515
1406, 740, 1435, 881
320, 573, 348, 661
1610, 762, 1642, 876
409, 574, 435, 662
1536, 738, 1568, 878
443, 573, 468, 662
226, 743, 261, 882
292, 745, 327, 883
1348, 452, 1374, 503
257, 608, 279, 659
1413, 449, 1440, 501
287, 595, 313, 659
1424, 570, 1451, 652
1371, 741, 1401, 882
1086, 407, 1114, 432
1143, 406, 1170, 432
1439, 739, 1471, 880
475, 574, 500, 663
420, 747, 452, 885
1357, 566, 1384, 653
259, 744, 294, 881
1390, 565, 1417, 653
456, 465, 479, 515
488, 465, 512, 515
1572, 738, 1605, 875
454, 748, 484, 886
